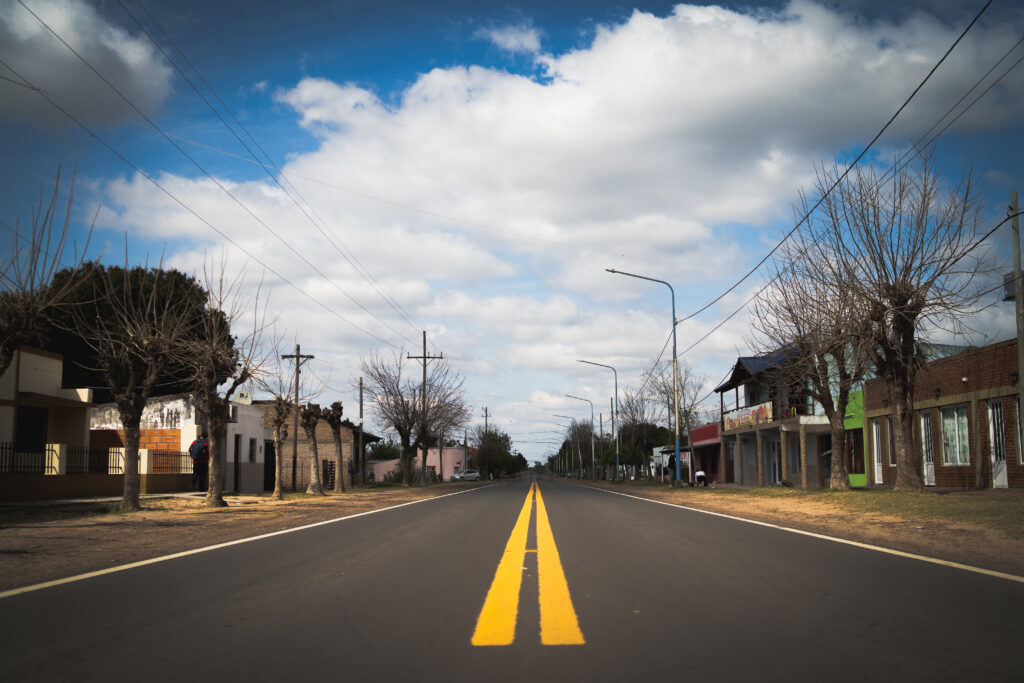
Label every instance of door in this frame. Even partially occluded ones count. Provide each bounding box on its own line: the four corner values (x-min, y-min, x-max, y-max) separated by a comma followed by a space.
768, 440, 782, 484
871, 418, 884, 485
988, 401, 1008, 489
920, 411, 935, 486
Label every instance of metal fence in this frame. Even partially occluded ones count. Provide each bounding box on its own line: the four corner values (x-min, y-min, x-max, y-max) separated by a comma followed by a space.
153, 451, 192, 474
0, 443, 57, 474
66, 446, 112, 474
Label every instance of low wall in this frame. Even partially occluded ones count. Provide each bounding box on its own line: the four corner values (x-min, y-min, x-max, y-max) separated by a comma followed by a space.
0, 473, 192, 503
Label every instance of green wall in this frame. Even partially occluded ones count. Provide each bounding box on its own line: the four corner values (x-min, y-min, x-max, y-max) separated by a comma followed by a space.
843, 390, 867, 487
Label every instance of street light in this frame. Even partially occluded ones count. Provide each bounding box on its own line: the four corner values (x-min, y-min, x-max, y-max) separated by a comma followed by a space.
554, 414, 583, 478
606, 268, 684, 485
578, 359, 620, 481
565, 394, 595, 480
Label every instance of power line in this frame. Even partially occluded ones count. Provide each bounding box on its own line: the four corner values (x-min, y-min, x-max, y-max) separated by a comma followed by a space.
675, 0, 996, 325
15, 0, 417, 346
123, 0, 422, 336
0, 56, 401, 349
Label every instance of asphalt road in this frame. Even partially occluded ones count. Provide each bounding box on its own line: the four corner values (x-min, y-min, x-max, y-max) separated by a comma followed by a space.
1, 477, 1021, 682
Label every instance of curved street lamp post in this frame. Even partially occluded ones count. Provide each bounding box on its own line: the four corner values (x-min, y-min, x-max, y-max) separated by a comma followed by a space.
566, 394, 596, 480
605, 268, 684, 485
578, 359, 620, 481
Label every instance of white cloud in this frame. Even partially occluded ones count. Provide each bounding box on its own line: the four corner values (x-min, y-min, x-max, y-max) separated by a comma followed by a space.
88, 1, 1024, 461
476, 23, 542, 55
0, 0, 173, 127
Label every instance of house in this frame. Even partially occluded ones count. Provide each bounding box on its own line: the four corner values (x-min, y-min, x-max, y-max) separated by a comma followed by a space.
715, 351, 831, 487
251, 401, 380, 490
862, 338, 1022, 489
369, 444, 476, 483
90, 392, 267, 493
0, 347, 95, 501
690, 422, 723, 483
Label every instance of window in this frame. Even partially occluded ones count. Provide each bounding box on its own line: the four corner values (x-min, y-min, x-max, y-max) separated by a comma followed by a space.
940, 405, 970, 465
249, 438, 257, 463
886, 416, 896, 466
988, 401, 1005, 465
920, 411, 934, 465
1018, 397, 1022, 465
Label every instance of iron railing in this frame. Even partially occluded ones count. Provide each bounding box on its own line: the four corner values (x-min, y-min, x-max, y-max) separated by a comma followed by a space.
66, 446, 112, 474
0, 443, 57, 474
153, 451, 192, 474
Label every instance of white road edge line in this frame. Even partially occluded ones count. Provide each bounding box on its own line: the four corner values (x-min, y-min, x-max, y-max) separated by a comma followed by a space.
0, 485, 492, 600
591, 486, 1024, 585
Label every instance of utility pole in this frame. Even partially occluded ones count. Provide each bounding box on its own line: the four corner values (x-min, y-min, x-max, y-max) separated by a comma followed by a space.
1012, 191, 1023, 462
358, 377, 364, 487
408, 331, 443, 482
283, 344, 314, 491
482, 407, 489, 432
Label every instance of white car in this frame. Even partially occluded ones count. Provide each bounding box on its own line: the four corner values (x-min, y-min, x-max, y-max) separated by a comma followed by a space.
460, 469, 481, 481
450, 472, 462, 481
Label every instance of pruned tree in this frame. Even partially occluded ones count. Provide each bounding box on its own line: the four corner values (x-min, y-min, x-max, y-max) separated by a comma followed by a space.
1, 163, 93, 377
299, 402, 325, 495
804, 154, 992, 489
178, 260, 272, 507
322, 401, 346, 493
57, 260, 206, 511
647, 359, 707, 439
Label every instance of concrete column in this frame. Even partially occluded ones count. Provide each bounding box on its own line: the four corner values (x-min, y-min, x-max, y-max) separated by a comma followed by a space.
799, 423, 808, 489
756, 431, 764, 487
735, 437, 743, 484
45, 443, 66, 475
138, 448, 153, 475
780, 430, 790, 484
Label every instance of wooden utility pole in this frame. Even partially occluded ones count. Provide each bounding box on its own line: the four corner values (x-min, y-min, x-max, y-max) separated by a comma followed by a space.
482, 406, 489, 432
283, 343, 314, 491
1012, 191, 1023, 476
358, 377, 364, 487
408, 331, 443, 482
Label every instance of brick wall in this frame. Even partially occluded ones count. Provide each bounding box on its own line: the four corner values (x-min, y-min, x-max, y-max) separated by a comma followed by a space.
90, 428, 183, 452
864, 339, 1022, 488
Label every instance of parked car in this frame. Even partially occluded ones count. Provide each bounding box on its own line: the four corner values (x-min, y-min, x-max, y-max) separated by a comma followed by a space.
450, 472, 463, 481
460, 469, 480, 481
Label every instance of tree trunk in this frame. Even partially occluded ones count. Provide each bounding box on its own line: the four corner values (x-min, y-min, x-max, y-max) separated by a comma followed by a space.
272, 424, 285, 500
891, 376, 924, 490
205, 419, 228, 507
121, 421, 142, 512
305, 426, 324, 495
332, 430, 345, 493
828, 413, 851, 490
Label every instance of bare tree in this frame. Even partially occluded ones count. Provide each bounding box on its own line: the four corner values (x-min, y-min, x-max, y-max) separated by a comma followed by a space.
179, 261, 272, 507
1, 163, 92, 377
749, 235, 872, 489
806, 155, 992, 489
63, 260, 206, 511
322, 401, 346, 492
360, 348, 469, 486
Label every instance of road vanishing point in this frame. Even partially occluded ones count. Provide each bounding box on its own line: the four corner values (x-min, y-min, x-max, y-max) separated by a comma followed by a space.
1, 476, 1021, 682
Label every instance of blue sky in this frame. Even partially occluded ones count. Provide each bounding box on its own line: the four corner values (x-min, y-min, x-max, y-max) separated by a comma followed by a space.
2, 0, 1023, 462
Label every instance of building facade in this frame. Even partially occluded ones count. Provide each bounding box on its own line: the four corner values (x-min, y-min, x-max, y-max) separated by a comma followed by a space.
863, 338, 1023, 489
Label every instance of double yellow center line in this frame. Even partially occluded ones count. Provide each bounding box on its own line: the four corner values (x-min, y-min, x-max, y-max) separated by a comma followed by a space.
471, 481, 585, 646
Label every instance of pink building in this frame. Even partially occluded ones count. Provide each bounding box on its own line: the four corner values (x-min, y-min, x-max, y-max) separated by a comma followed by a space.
368, 445, 476, 483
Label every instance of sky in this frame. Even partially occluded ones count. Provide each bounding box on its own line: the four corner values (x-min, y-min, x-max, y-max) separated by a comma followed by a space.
2, 0, 1023, 463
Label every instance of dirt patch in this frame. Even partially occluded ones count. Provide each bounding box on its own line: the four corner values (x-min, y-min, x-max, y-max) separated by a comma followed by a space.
0, 485, 485, 592
589, 483, 1024, 578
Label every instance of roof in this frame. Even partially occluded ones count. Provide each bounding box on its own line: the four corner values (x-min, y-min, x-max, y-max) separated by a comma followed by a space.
714, 348, 798, 393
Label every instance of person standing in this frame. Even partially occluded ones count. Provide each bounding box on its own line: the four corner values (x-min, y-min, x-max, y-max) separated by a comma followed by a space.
189, 434, 209, 491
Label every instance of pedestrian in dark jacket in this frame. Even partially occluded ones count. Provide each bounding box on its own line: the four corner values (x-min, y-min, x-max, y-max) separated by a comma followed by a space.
189, 435, 209, 491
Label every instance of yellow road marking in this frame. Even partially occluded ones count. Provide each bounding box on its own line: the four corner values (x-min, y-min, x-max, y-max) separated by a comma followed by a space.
471, 481, 585, 647
471, 483, 535, 646
535, 484, 585, 645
